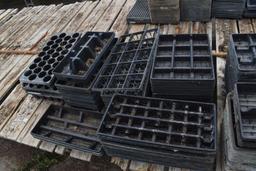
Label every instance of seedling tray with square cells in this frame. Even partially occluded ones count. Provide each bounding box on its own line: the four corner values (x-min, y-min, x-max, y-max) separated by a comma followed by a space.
226, 34, 256, 92
53, 32, 115, 82
92, 29, 159, 104
20, 33, 81, 98
98, 95, 217, 154
150, 34, 215, 99
31, 104, 104, 156
233, 83, 256, 148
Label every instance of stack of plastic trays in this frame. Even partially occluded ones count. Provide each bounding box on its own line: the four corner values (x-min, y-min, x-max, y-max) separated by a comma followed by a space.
97, 95, 217, 171
20, 33, 81, 99
92, 29, 159, 105
180, 0, 212, 21
53, 32, 116, 111
225, 34, 256, 92
233, 83, 256, 148
148, 0, 180, 24
244, 0, 256, 17
31, 104, 104, 156
224, 93, 256, 171
127, 0, 151, 24
212, 0, 246, 19
150, 34, 215, 101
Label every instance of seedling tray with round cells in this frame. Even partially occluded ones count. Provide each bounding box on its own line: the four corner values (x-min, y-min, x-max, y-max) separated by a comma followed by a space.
97, 94, 217, 155
20, 32, 81, 89
31, 104, 104, 155
53, 32, 115, 82
92, 28, 159, 104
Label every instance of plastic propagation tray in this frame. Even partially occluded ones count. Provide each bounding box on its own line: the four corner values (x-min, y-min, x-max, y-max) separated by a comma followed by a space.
127, 0, 151, 23
54, 32, 115, 82
98, 95, 217, 154
150, 34, 215, 99
20, 33, 81, 98
244, 0, 256, 18
31, 104, 104, 155
93, 28, 159, 105
226, 34, 256, 92
224, 93, 256, 170
233, 83, 256, 148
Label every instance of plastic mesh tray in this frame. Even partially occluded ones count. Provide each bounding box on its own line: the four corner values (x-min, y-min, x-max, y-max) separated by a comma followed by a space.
92, 29, 159, 104
98, 95, 217, 153
31, 104, 104, 155
53, 32, 115, 82
127, 0, 151, 24
233, 83, 256, 148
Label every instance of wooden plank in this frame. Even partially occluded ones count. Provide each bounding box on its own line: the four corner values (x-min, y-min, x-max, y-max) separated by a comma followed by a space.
76, 0, 113, 32
0, 9, 18, 24
55, 146, 66, 155
111, 157, 130, 171
110, 0, 136, 37
93, 0, 127, 32
238, 19, 254, 33
70, 150, 92, 162
39, 141, 56, 152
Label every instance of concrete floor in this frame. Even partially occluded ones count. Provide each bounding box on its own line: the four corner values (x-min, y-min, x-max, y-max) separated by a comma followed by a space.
0, 138, 121, 171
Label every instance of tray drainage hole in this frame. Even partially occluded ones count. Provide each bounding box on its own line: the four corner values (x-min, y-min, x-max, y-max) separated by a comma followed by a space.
47, 41, 54, 46
55, 39, 62, 44
38, 71, 46, 78
39, 52, 46, 57
36, 85, 43, 89
24, 70, 32, 77
48, 58, 55, 64
51, 44, 59, 49
43, 55, 50, 61
43, 46, 50, 52
47, 49, 54, 55
43, 76, 51, 82
52, 52, 59, 58
38, 61, 46, 67
64, 36, 71, 41
28, 74, 37, 81
72, 33, 80, 38
57, 56, 64, 61
59, 33, 66, 38
29, 84, 34, 88
53, 86, 57, 90
61, 41, 67, 46
48, 69, 53, 75
56, 47, 63, 52
65, 44, 72, 49
44, 85, 50, 89
61, 50, 69, 55
69, 39, 76, 44
34, 58, 41, 63
52, 62, 58, 68
34, 68, 41, 74
43, 65, 51, 71
22, 83, 28, 87
29, 64, 37, 70
51, 35, 58, 41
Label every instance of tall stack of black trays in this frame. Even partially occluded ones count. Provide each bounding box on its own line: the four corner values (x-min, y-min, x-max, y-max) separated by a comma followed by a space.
212, 0, 246, 18
92, 29, 159, 105
224, 93, 256, 170
97, 95, 217, 171
150, 34, 215, 101
244, 0, 256, 17
180, 0, 212, 21
19, 33, 81, 99
225, 34, 256, 92
53, 32, 116, 111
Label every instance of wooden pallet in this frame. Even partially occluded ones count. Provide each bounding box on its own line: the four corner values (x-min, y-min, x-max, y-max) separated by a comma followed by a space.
0, 1, 255, 170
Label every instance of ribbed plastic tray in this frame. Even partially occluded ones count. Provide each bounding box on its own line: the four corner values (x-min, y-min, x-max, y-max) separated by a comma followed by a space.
98, 94, 217, 153
233, 83, 256, 148
127, 0, 151, 23
53, 32, 115, 82
151, 34, 215, 98
92, 29, 159, 104
31, 104, 104, 155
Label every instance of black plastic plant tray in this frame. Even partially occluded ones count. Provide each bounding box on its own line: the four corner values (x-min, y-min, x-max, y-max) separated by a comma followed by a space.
98, 94, 217, 153
102, 141, 215, 171
54, 32, 115, 82
20, 33, 81, 86
247, 0, 256, 9
150, 34, 215, 96
31, 104, 104, 155
233, 83, 256, 148
224, 93, 256, 170
127, 0, 151, 24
